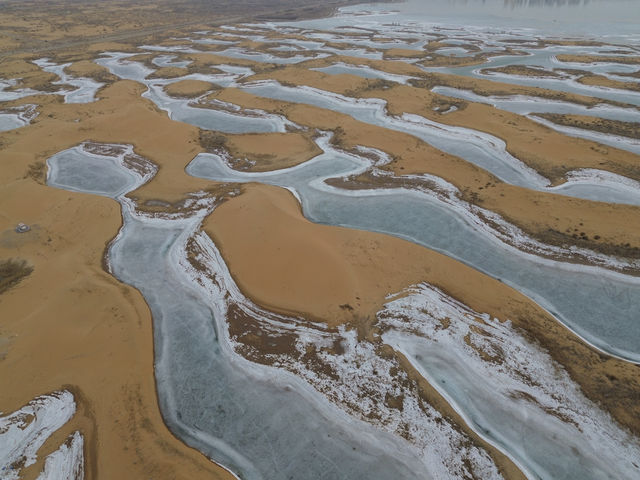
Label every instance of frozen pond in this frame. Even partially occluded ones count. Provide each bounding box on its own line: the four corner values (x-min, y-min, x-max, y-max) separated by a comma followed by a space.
0, 105, 37, 132
33, 58, 103, 103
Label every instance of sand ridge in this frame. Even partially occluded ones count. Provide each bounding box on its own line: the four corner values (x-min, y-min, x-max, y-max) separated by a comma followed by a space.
164, 79, 217, 98
222, 131, 323, 171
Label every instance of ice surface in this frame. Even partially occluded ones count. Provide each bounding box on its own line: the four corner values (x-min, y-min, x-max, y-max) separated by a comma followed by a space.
0, 104, 38, 132
312, 62, 416, 84
33, 58, 103, 103
380, 283, 640, 480
47, 143, 155, 198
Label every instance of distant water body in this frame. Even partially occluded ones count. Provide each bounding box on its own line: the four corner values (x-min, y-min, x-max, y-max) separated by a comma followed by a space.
291, 0, 640, 41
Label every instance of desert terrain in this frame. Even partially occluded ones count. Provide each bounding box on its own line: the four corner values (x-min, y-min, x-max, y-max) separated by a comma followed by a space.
2, 1, 640, 479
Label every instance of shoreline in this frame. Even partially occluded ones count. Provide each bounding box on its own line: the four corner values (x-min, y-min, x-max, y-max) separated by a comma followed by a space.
203, 183, 640, 437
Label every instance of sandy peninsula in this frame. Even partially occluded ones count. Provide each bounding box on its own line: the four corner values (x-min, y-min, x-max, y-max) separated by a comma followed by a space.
204, 182, 640, 441
164, 79, 217, 98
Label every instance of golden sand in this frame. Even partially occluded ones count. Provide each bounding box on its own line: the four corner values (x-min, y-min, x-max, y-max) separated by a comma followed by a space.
149, 66, 191, 79
64, 60, 118, 84
224, 131, 322, 171
0, 80, 234, 480
382, 48, 426, 59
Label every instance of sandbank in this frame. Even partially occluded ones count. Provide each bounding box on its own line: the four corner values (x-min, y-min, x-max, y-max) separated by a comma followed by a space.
224, 131, 322, 171
164, 79, 216, 98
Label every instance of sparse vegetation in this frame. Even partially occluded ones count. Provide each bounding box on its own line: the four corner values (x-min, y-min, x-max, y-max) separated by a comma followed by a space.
534, 113, 640, 140
199, 129, 227, 152
480, 65, 561, 78
0, 258, 33, 295
25, 161, 46, 183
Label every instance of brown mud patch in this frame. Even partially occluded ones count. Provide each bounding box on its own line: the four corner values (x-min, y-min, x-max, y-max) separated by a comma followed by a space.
480, 65, 562, 78
409, 72, 635, 109
576, 73, 640, 93
0, 257, 33, 295
555, 54, 640, 65
64, 60, 118, 84
147, 66, 190, 79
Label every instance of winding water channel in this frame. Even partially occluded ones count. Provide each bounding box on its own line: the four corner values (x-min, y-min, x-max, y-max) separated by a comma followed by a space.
46, 137, 640, 480
46, 144, 435, 480
97, 51, 640, 206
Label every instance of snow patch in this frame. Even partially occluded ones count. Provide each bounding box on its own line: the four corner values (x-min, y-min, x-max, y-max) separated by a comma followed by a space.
35, 431, 84, 480
0, 391, 76, 480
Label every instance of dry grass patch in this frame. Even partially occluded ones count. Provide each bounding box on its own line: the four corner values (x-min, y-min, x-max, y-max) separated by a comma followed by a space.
0, 258, 33, 295
534, 113, 640, 140
147, 66, 190, 79
64, 61, 118, 83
